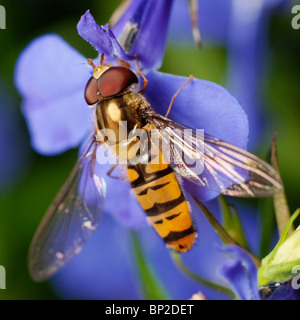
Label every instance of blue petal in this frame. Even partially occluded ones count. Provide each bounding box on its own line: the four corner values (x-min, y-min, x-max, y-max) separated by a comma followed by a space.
14, 34, 92, 154
77, 11, 132, 62
145, 71, 248, 149
112, 0, 173, 71
144, 70, 249, 201
266, 280, 300, 300
220, 245, 260, 300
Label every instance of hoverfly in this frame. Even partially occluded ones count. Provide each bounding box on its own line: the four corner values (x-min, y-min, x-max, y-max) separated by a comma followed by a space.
28, 55, 282, 282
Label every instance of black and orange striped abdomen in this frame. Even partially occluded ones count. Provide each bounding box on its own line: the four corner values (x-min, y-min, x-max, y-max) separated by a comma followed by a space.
127, 151, 197, 252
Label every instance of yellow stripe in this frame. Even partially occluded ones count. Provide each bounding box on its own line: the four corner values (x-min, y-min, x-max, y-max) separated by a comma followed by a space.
135, 173, 181, 211
128, 150, 196, 252
147, 202, 192, 237
127, 168, 139, 182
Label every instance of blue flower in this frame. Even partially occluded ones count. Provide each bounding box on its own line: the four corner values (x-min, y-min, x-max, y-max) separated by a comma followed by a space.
221, 245, 300, 300
14, 4, 249, 299
109, 0, 173, 71
220, 245, 261, 300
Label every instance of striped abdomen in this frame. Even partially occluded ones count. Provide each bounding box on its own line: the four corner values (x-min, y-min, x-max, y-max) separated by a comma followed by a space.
127, 151, 197, 252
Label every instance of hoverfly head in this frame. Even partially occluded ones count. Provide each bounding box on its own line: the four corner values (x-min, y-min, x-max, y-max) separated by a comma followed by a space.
84, 57, 138, 105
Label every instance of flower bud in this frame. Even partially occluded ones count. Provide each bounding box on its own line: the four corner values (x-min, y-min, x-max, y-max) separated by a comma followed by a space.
258, 209, 300, 286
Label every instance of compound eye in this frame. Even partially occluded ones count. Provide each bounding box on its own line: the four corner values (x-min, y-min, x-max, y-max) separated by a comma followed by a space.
84, 76, 98, 105
98, 67, 138, 98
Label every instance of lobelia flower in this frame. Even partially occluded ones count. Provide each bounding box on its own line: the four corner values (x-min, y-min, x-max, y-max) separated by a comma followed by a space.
220, 245, 261, 300
14, 3, 251, 299
221, 239, 300, 300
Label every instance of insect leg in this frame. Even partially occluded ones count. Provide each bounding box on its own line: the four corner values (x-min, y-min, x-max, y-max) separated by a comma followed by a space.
87, 58, 96, 68
106, 164, 127, 180
88, 54, 108, 69
188, 0, 202, 49
134, 54, 148, 94
164, 75, 194, 118
118, 58, 131, 69
89, 141, 98, 178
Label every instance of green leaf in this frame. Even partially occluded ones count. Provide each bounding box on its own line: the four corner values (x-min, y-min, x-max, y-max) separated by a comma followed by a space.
192, 195, 236, 245
219, 195, 248, 250
170, 251, 235, 298
271, 133, 292, 235
259, 258, 300, 286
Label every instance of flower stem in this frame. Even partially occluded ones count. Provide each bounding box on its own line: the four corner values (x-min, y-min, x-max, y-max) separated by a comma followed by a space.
192, 195, 237, 245
131, 231, 170, 300
170, 251, 235, 298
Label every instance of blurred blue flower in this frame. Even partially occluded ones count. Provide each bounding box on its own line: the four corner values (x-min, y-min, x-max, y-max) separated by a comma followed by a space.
169, 0, 288, 149
226, 0, 288, 149
220, 245, 261, 300
14, 3, 250, 299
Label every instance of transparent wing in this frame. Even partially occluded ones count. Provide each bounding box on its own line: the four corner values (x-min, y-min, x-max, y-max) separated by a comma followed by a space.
146, 112, 282, 197
28, 137, 106, 282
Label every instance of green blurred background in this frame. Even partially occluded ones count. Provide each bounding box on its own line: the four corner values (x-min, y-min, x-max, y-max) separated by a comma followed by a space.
0, 0, 299, 299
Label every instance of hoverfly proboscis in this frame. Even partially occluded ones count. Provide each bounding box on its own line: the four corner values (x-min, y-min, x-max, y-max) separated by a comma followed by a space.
28, 55, 282, 282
